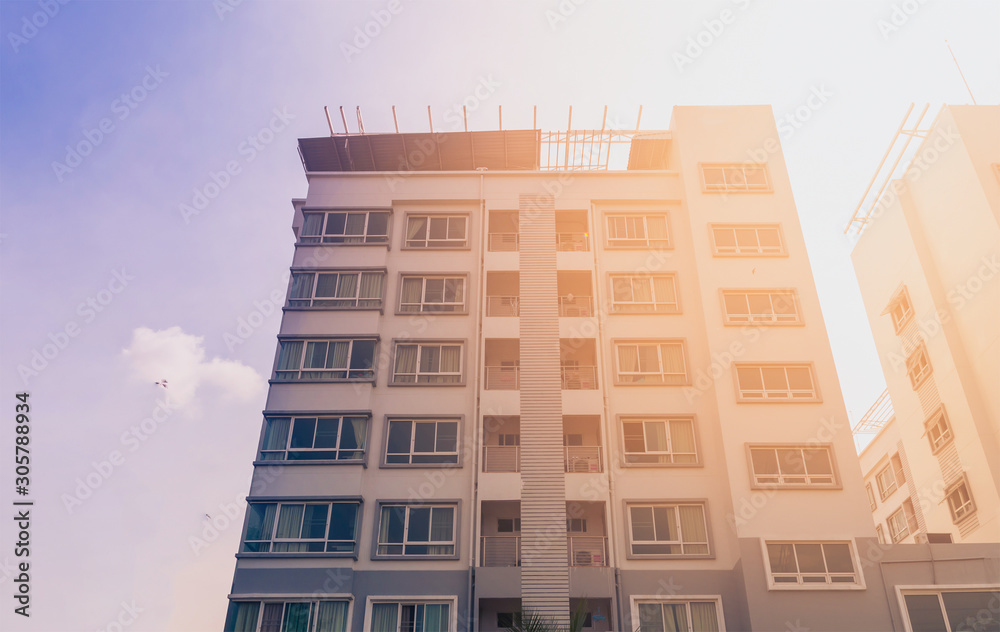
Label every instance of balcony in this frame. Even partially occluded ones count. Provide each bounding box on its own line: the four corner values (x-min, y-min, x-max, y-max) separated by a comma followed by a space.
486, 272, 520, 316
481, 415, 603, 473
479, 535, 608, 567
556, 232, 589, 251
480, 501, 608, 568
489, 211, 519, 252
567, 536, 608, 566
560, 365, 597, 390
565, 446, 602, 473
555, 210, 590, 252
485, 366, 519, 390
484, 339, 519, 391
482, 535, 521, 567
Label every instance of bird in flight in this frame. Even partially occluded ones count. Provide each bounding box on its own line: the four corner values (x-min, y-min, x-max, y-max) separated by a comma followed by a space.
154, 379, 169, 389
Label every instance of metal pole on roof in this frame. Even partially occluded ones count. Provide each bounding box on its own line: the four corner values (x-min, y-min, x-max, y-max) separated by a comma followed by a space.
635, 105, 643, 131
499, 105, 502, 131
533, 106, 537, 130
427, 106, 434, 133
324, 106, 336, 136
339, 106, 350, 134
356, 107, 366, 134
593, 105, 607, 170
946, 40, 978, 105
564, 106, 573, 169
392, 106, 400, 134
844, 104, 914, 234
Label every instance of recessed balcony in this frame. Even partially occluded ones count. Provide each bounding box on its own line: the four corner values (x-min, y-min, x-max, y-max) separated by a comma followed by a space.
479, 501, 608, 567
481, 415, 603, 474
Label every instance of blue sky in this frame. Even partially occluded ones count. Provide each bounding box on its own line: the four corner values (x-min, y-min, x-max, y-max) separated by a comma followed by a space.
1, 1, 998, 629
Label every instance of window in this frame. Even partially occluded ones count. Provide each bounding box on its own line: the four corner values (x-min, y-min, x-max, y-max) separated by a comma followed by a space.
622, 417, 697, 465
735, 364, 817, 401
902, 589, 1000, 632
260, 415, 367, 462
242, 501, 359, 554
701, 163, 770, 192
385, 419, 459, 465
721, 290, 800, 324
710, 224, 784, 256
888, 500, 917, 543
605, 214, 670, 248
925, 407, 953, 453
567, 518, 587, 533
635, 600, 722, 632
404, 215, 468, 248
616, 341, 688, 384
875, 453, 906, 500
866, 484, 877, 511
875, 525, 885, 545
497, 518, 521, 533
225, 599, 349, 632
765, 541, 860, 587
610, 274, 679, 313
627, 503, 709, 556
275, 338, 376, 381
301, 210, 390, 244
369, 601, 452, 632
288, 271, 384, 309
748, 445, 836, 487
885, 287, 914, 333
375, 504, 456, 556
391, 342, 463, 384
906, 345, 932, 389
398, 276, 466, 313
945, 478, 975, 523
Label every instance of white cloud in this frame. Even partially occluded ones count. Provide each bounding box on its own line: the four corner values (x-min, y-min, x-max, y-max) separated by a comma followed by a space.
122, 326, 265, 407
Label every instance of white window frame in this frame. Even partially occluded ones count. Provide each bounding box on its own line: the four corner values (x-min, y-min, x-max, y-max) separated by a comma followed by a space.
875, 524, 885, 545
300, 210, 390, 244
721, 290, 800, 325
288, 270, 384, 309
734, 364, 818, 401
384, 418, 460, 466
274, 338, 377, 381
621, 417, 699, 466
762, 540, 864, 590
363, 596, 458, 632
241, 500, 360, 554
630, 596, 727, 632
398, 276, 467, 313
700, 163, 770, 192
886, 287, 914, 333
374, 504, 457, 557
626, 502, 710, 558
747, 444, 838, 488
875, 453, 906, 501
945, 477, 976, 523
887, 502, 915, 543
710, 224, 785, 256
615, 340, 688, 385
403, 214, 469, 249
897, 585, 1000, 632
866, 483, 877, 511
605, 213, 671, 249
390, 341, 464, 385
225, 597, 354, 632
906, 344, 932, 389
259, 415, 368, 462
924, 406, 953, 453
609, 274, 680, 314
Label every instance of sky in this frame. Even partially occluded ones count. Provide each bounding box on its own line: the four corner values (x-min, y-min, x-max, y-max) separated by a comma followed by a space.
0, 1, 997, 630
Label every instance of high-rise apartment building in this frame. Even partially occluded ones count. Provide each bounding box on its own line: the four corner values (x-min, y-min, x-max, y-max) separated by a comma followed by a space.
849, 105, 999, 546
224, 105, 996, 632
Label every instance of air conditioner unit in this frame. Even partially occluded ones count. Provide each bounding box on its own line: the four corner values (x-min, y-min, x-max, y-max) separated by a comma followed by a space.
913, 531, 928, 544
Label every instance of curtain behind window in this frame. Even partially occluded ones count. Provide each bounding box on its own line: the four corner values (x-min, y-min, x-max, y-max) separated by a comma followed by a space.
316, 602, 348, 632
224, 602, 259, 632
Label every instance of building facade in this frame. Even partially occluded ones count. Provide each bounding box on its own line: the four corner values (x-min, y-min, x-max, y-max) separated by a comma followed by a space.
224, 105, 997, 631
850, 105, 1000, 547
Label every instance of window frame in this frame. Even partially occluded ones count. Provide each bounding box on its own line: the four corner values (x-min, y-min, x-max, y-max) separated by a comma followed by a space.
874, 453, 906, 501
905, 344, 932, 389
609, 273, 681, 314
630, 596, 727, 632
225, 597, 354, 632
624, 500, 713, 559
944, 476, 976, 524
924, 406, 954, 454
897, 585, 1000, 632
887, 500, 917, 543
299, 209, 391, 245
709, 223, 786, 257
866, 483, 877, 511
761, 539, 865, 590
875, 524, 886, 545
258, 413, 369, 464
371, 501, 461, 560
402, 213, 470, 249
287, 268, 386, 310
885, 287, 915, 333
613, 339, 690, 386
396, 274, 469, 315
733, 363, 820, 402
604, 212, 672, 249
389, 340, 466, 386
746, 444, 840, 489
700, 162, 771, 193
363, 596, 458, 632
381, 416, 463, 468
619, 415, 701, 467
239, 497, 362, 558
720, 289, 802, 326
273, 336, 378, 382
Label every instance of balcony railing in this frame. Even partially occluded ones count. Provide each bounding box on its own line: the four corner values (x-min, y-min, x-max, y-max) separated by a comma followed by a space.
486, 296, 520, 317
485, 366, 520, 390
489, 233, 519, 252
564, 446, 602, 472
558, 296, 593, 317
482, 445, 520, 472
561, 365, 597, 390
556, 232, 589, 251
568, 536, 608, 566
482, 535, 521, 566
